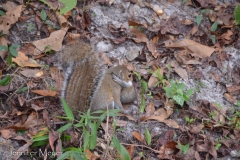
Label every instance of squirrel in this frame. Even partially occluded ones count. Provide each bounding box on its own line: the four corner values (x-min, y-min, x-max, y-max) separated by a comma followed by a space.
60, 41, 136, 115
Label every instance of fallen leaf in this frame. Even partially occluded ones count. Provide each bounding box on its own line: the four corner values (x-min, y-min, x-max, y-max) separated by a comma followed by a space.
32, 90, 57, 96
0, 129, 17, 139
127, 145, 135, 158
0, 5, 23, 35
148, 76, 158, 88
33, 28, 69, 54
162, 119, 179, 128
20, 69, 44, 78
85, 150, 99, 160
173, 67, 188, 79
147, 108, 168, 122
166, 39, 215, 58
0, 36, 10, 59
132, 131, 143, 142
12, 51, 41, 67
224, 93, 237, 104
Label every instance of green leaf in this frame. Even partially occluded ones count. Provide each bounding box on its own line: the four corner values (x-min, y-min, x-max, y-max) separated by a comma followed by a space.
32, 135, 49, 142
31, 140, 49, 147
27, 23, 35, 32
178, 143, 190, 154
0, 75, 11, 86
112, 136, 131, 160
9, 44, 20, 57
7, 54, 12, 65
140, 80, 148, 92
83, 130, 90, 150
173, 95, 184, 106
16, 86, 28, 94
61, 134, 72, 141
0, 45, 8, 51
0, 10, 6, 16
201, 9, 210, 14
61, 98, 74, 121
145, 128, 151, 145
139, 94, 146, 113
59, 0, 77, 15
57, 123, 72, 133
41, 9, 47, 21
163, 87, 173, 98
133, 71, 141, 80
211, 20, 218, 32
234, 5, 240, 25
237, 100, 240, 107
210, 35, 216, 44
186, 89, 194, 97
89, 121, 97, 150
196, 15, 202, 26
57, 150, 85, 160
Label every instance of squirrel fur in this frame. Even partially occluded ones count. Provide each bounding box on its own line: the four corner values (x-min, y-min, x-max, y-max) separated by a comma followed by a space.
60, 41, 136, 114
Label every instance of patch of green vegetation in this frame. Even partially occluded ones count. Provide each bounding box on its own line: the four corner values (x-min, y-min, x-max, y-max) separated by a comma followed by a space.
134, 71, 148, 113
164, 80, 194, 106
178, 143, 189, 154
234, 5, 240, 25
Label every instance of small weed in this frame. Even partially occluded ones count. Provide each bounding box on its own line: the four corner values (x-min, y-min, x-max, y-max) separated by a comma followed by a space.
185, 117, 194, 125
145, 128, 151, 145
215, 138, 222, 151
164, 80, 193, 106
178, 143, 189, 154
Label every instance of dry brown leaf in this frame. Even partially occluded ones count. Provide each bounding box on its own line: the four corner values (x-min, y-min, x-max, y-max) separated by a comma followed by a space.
12, 51, 41, 67
166, 39, 215, 58
117, 112, 137, 122
55, 12, 68, 28
164, 100, 174, 116
2, 1, 18, 11
0, 36, 10, 59
0, 5, 23, 35
0, 129, 17, 139
20, 69, 44, 78
33, 28, 69, 54
130, 28, 149, 43
148, 76, 158, 88
224, 93, 236, 104
173, 67, 188, 79
151, 4, 164, 16
115, 119, 128, 127
132, 131, 143, 142
32, 90, 57, 97
191, 26, 198, 35
127, 145, 135, 158
162, 119, 179, 128
14, 142, 33, 160
147, 108, 168, 122
85, 150, 99, 160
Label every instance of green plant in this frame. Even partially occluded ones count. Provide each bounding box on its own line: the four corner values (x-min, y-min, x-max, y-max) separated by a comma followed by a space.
0, 44, 20, 57
145, 128, 151, 145
40, 0, 77, 15
185, 117, 194, 125
112, 136, 131, 160
196, 15, 202, 26
27, 23, 36, 32
215, 138, 222, 151
177, 143, 189, 154
134, 71, 148, 113
195, 81, 206, 92
236, 100, 240, 107
163, 80, 193, 106
0, 75, 11, 86
150, 68, 166, 87
210, 20, 218, 44
0, 10, 6, 16
234, 5, 240, 25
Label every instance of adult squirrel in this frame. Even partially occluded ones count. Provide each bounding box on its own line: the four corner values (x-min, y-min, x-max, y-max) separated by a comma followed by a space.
60, 41, 136, 115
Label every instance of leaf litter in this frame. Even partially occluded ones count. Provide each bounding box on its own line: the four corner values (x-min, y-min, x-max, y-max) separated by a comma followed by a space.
0, 0, 240, 159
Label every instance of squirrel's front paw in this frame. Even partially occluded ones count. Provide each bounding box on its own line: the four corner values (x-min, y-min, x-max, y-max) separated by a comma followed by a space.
112, 74, 121, 83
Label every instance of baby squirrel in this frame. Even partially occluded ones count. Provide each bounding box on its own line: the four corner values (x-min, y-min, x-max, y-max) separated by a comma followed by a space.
60, 41, 136, 115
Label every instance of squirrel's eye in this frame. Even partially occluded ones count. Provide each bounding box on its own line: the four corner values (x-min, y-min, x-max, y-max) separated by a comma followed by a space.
128, 74, 132, 78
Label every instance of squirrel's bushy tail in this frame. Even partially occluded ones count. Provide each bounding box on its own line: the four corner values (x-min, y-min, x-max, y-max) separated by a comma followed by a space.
61, 41, 105, 113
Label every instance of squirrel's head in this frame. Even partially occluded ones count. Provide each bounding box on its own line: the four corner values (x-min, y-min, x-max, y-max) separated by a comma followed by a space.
113, 65, 133, 88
